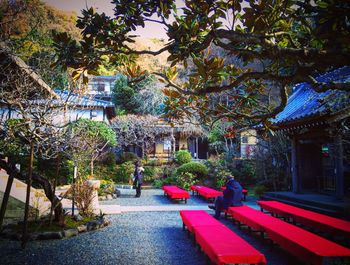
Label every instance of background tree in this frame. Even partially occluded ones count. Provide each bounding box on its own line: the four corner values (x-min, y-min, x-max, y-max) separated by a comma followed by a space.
68, 118, 117, 178
111, 115, 158, 158
0, 49, 67, 247
53, 0, 350, 129
112, 73, 165, 115
0, 0, 79, 89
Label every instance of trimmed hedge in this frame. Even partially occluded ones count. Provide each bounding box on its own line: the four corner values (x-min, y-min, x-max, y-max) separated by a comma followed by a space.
174, 150, 192, 165
175, 162, 209, 179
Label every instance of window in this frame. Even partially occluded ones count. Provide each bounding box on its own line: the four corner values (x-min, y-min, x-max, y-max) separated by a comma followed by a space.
97, 83, 105, 92
163, 140, 171, 151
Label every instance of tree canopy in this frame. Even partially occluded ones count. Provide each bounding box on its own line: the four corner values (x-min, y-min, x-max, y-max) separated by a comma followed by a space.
53, 0, 350, 128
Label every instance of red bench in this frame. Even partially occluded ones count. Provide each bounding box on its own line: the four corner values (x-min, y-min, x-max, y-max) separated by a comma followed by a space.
228, 206, 350, 265
221, 186, 248, 201
180, 210, 222, 233
190, 185, 222, 201
258, 200, 350, 239
179, 210, 266, 265
162, 186, 189, 203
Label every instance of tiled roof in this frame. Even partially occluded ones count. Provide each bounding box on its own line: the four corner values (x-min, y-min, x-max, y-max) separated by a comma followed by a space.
55, 90, 115, 108
271, 66, 350, 125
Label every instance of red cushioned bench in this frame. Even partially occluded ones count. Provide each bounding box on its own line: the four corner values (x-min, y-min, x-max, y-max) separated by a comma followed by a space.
190, 185, 222, 201
221, 186, 248, 201
162, 185, 189, 203
257, 200, 350, 239
180, 210, 223, 233
228, 206, 350, 265
179, 210, 266, 265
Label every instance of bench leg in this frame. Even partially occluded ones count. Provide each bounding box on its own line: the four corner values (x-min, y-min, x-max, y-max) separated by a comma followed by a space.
182, 222, 185, 231
185, 198, 187, 204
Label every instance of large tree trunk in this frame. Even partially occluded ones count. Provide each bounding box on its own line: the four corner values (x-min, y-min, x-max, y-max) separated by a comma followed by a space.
0, 158, 15, 229
22, 141, 34, 249
0, 158, 65, 226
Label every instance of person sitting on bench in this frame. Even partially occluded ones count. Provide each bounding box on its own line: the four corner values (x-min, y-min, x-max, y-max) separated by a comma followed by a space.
209, 175, 243, 219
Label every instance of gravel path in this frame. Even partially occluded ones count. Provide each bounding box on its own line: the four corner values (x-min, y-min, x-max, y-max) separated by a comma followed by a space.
0, 189, 303, 265
0, 211, 301, 265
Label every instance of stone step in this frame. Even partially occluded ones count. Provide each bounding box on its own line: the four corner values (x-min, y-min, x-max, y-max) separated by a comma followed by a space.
263, 192, 343, 212
261, 194, 340, 217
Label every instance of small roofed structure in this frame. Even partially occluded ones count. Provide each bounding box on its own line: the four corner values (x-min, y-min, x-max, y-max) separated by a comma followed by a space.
55, 90, 116, 122
151, 118, 207, 159
0, 43, 116, 124
0, 42, 58, 99
263, 66, 350, 217
111, 115, 207, 159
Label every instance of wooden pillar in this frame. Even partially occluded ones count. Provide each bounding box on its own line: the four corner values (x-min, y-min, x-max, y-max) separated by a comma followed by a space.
195, 137, 199, 159
291, 136, 300, 193
334, 134, 344, 199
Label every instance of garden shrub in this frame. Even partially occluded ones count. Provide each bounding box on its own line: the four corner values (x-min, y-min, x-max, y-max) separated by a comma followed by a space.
230, 161, 257, 186
254, 184, 267, 198
145, 159, 169, 166
175, 162, 209, 179
93, 163, 117, 181
153, 179, 164, 189
143, 166, 161, 183
115, 161, 134, 183
101, 151, 117, 165
116, 152, 138, 164
161, 164, 177, 178
174, 150, 192, 165
175, 172, 196, 191
98, 179, 115, 196
69, 181, 96, 217
153, 176, 177, 188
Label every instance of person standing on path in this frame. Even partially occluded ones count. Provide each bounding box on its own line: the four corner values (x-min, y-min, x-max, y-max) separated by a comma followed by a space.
133, 160, 144, 197
208, 175, 243, 219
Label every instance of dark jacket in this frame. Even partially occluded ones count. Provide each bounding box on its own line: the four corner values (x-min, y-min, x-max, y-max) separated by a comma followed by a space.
223, 178, 243, 208
133, 167, 143, 185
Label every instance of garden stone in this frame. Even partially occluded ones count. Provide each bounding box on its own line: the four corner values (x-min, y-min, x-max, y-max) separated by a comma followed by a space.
37, 231, 63, 240
77, 225, 87, 233
106, 194, 113, 200
112, 194, 117, 199
86, 221, 99, 231
63, 228, 78, 238
73, 214, 83, 221
29, 233, 39, 241
102, 218, 110, 226
85, 180, 100, 189
0, 228, 13, 238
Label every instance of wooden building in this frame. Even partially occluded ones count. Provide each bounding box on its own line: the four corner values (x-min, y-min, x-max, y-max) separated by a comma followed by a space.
263, 67, 350, 216
150, 119, 208, 159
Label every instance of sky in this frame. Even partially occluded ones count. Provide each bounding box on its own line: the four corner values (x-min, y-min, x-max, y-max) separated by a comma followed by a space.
42, 0, 185, 40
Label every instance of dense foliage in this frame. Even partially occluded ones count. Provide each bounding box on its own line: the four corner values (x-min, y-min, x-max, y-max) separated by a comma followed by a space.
53, 0, 350, 129
174, 150, 192, 165
175, 162, 209, 179
112, 74, 165, 115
